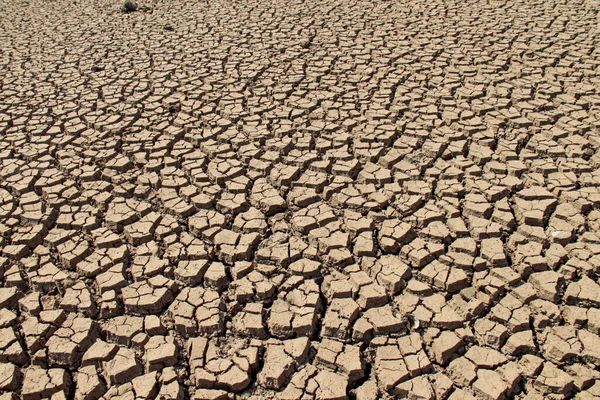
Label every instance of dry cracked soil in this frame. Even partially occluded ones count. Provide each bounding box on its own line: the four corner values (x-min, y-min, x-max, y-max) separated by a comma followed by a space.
1, 0, 600, 398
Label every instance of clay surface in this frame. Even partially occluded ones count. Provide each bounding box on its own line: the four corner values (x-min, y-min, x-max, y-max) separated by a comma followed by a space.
1, 0, 600, 398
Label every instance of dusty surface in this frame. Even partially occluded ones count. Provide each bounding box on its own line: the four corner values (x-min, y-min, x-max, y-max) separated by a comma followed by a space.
0, 0, 600, 398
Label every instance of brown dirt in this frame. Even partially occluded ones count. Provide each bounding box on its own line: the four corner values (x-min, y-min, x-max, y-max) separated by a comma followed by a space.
0, 0, 600, 398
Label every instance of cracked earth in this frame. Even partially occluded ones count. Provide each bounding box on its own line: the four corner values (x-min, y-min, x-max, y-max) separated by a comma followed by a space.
1, 0, 600, 398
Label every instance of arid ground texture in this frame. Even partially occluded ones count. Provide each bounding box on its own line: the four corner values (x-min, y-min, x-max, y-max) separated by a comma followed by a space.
0, 0, 600, 398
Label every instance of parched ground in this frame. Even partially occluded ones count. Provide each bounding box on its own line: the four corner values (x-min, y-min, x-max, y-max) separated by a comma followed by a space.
0, 0, 600, 398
